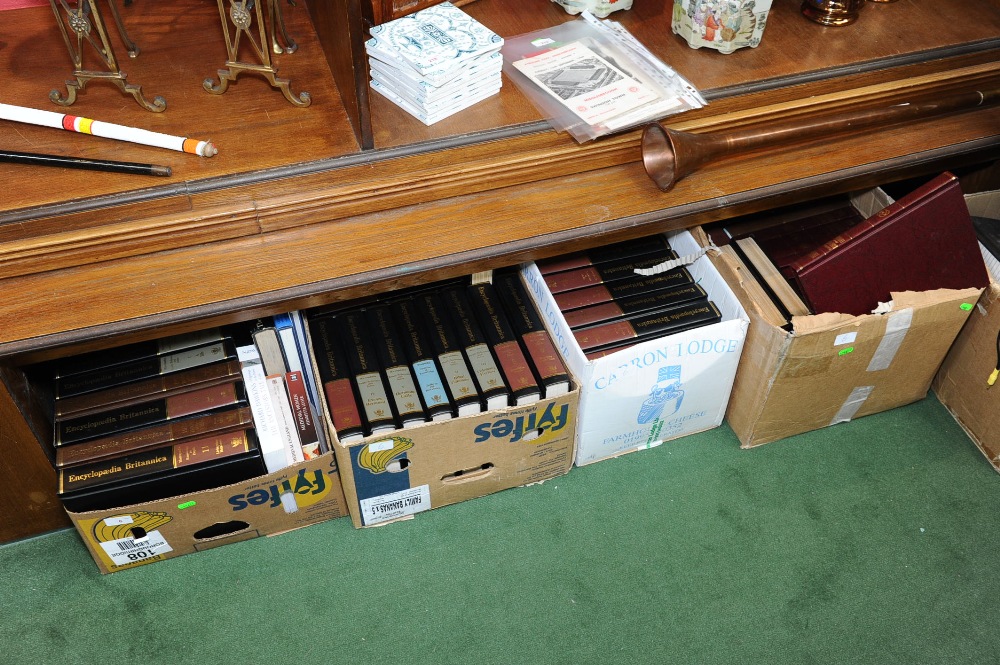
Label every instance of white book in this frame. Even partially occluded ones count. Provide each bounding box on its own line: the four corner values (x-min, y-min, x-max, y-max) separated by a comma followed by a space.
236, 351, 288, 475
265, 374, 305, 467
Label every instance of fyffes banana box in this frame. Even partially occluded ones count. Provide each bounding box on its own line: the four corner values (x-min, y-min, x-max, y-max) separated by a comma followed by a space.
319, 337, 578, 528
67, 452, 346, 574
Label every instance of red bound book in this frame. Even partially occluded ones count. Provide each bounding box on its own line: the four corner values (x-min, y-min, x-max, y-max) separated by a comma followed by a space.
787, 172, 989, 316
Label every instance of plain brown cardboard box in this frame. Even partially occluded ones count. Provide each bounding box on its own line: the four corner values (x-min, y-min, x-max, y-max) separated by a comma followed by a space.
68, 453, 347, 574
698, 188, 983, 448
933, 191, 1000, 471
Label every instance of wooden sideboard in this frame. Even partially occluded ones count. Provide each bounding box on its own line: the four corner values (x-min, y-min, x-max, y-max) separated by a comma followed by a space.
1, 0, 998, 543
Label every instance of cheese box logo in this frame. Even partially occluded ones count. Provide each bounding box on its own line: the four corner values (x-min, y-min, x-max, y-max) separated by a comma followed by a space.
473, 402, 570, 444
228, 468, 334, 511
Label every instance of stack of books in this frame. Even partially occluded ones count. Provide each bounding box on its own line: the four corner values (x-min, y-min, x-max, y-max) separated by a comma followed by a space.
365, 2, 504, 125
536, 235, 722, 360
52, 315, 329, 513
309, 275, 570, 444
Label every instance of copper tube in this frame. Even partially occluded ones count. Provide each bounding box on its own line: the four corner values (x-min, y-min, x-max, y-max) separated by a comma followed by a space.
641, 87, 1000, 192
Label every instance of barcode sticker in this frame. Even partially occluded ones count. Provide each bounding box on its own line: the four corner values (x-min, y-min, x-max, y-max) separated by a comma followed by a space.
359, 485, 431, 526
99, 529, 173, 567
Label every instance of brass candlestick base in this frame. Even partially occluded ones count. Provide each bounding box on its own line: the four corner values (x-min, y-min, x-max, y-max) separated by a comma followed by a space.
204, 0, 311, 107
48, 0, 166, 112
800, 0, 865, 26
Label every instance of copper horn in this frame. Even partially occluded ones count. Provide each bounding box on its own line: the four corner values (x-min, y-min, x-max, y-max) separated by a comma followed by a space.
641, 87, 1000, 192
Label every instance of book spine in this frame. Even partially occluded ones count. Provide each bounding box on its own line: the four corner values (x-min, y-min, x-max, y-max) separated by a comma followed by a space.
536, 234, 671, 275
54, 358, 243, 418
340, 311, 398, 434
309, 316, 366, 442
553, 267, 694, 311
562, 283, 709, 329
367, 304, 429, 427
573, 300, 721, 352
542, 250, 678, 294
55, 339, 237, 398
55, 405, 254, 468
253, 327, 289, 377
55, 381, 245, 446
391, 299, 453, 421
466, 283, 540, 404
53, 327, 226, 379
417, 293, 482, 415
58, 428, 256, 494
494, 274, 570, 396
440, 287, 510, 407
284, 370, 321, 459
265, 375, 305, 466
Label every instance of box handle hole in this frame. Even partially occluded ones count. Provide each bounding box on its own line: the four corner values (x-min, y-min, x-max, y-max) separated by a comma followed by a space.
193, 520, 250, 540
441, 462, 495, 484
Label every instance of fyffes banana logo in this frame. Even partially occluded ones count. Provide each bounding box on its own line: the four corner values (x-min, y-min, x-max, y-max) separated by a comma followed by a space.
91, 511, 172, 543
473, 402, 571, 445
358, 437, 414, 474
228, 468, 334, 511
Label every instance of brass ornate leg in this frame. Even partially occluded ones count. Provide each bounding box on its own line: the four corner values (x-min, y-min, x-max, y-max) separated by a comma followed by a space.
48, 0, 166, 112
204, 0, 311, 107
270, 0, 298, 55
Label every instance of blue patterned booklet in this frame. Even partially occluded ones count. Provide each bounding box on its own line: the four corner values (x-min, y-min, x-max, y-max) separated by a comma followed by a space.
366, 2, 504, 80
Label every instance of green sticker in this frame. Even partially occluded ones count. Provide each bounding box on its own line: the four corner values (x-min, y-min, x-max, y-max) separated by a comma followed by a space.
838, 347, 854, 356
178, 501, 197, 510
960, 303, 973, 311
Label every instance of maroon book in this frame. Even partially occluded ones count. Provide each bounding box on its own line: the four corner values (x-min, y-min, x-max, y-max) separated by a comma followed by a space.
536, 235, 672, 275
554, 267, 694, 312
573, 301, 721, 353
787, 172, 989, 316
543, 250, 677, 294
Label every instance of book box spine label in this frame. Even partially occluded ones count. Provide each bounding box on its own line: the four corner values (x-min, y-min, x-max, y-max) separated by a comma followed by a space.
412, 359, 450, 410
465, 343, 506, 393
323, 379, 364, 435
521, 331, 565, 380
438, 350, 478, 402
355, 371, 394, 427
384, 365, 425, 421
494, 341, 536, 392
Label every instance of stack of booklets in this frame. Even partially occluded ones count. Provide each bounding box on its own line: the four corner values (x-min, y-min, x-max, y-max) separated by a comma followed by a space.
535, 234, 722, 360
52, 316, 329, 513
308, 275, 570, 444
365, 2, 504, 125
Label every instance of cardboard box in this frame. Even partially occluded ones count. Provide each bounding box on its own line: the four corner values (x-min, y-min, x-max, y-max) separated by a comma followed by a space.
329, 391, 577, 528
933, 190, 1000, 471
313, 276, 579, 529
522, 229, 750, 466
68, 453, 347, 574
716, 189, 983, 448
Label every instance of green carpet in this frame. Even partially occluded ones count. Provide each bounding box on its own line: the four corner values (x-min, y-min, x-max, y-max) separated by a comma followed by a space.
2, 394, 999, 665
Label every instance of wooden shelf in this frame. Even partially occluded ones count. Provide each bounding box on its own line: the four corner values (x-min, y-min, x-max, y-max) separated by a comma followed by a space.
0, 0, 998, 544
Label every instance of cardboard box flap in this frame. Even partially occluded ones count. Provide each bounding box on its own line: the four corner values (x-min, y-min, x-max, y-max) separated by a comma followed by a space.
790, 287, 982, 335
